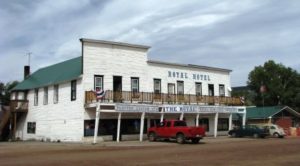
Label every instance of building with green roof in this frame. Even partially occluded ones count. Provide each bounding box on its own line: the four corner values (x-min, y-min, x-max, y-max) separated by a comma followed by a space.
232, 106, 300, 134
7, 38, 247, 143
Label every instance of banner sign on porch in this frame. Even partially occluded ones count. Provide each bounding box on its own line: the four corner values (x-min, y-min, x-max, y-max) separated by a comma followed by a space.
115, 103, 159, 113
160, 105, 239, 113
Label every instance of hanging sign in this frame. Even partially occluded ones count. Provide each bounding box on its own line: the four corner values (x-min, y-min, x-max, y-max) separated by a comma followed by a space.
159, 105, 239, 113
115, 103, 159, 113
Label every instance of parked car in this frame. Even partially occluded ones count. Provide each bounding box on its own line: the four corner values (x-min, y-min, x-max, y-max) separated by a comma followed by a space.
260, 124, 286, 138
147, 120, 206, 144
228, 125, 269, 138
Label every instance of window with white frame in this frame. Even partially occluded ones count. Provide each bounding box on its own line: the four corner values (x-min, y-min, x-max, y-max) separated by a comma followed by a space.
177, 81, 184, 95
154, 79, 161, 94
168, 83, 175, 94
53, 84, 59, 104
195, 82, 202, 96
131, 77, 139, 93
34, 89, 38, 106
43, 87, 48, 105
94, 75, 103, 90
219, 84, 225, 96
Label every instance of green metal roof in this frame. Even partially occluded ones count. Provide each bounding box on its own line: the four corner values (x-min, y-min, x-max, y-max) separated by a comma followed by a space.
246, 106, 283, 119
232, 106, 284, 120
13, 57, 82, 91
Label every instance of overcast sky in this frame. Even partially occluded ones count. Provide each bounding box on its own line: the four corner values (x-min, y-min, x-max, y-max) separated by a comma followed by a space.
0, 0, 299, 86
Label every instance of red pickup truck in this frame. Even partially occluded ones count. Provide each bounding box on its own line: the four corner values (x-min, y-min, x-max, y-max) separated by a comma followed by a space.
147, 120, 206, 144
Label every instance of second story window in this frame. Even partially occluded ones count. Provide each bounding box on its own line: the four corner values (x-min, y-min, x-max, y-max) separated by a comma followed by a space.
154, 79, 161, 94
34, 88, 38, 106
131, 77, 139, 93
53, 84, 59, 104
71, 80, 77, 101
168, 83, 175, 94
43, 87, 48, 105
94, 75, 103, 90
195, 82, 202, 96
219, 84, 225, 96
177, 81, 184, 95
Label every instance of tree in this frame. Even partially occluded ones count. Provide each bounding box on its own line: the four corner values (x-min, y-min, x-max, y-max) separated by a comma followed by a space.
247, 60, 300, 110
0, 81, 19, 105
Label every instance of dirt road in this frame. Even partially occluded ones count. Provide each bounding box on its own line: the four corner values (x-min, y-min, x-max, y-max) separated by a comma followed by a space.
1, 137, 299, 166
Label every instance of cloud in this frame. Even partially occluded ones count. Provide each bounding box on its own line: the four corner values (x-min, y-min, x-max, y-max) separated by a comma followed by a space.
0, 0, 300, 86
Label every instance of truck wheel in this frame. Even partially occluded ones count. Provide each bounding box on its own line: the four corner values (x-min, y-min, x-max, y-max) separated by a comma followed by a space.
191, 138, 200, 144
176, 133, 185, 144
148, 132, 156, 142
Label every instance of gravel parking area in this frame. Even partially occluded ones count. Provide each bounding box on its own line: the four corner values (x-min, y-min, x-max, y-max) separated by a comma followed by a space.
0, 137, 299, 166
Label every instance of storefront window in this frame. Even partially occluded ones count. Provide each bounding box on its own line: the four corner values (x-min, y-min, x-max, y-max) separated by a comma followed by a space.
198, 118, 209, 131
84, 119, 148, 137
218, 118, 229, 131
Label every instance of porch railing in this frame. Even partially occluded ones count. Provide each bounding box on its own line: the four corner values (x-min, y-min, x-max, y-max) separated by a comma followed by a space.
10, 100, 29, 112
85, 90, 243, 106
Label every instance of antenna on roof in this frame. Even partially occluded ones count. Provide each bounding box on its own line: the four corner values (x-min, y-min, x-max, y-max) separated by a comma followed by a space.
27, 52, 32, 66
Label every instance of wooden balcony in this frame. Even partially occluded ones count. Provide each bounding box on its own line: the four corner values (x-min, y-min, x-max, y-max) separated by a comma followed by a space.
85, 90, 243, 106
10, 100, 29, 113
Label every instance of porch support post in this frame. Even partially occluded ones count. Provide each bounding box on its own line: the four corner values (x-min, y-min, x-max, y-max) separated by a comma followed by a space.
229, 113, 232, 130
147, 117, 150, 129
180, 112, 184, 120
214, 112, 219, 138
242, 107, 246, 126
93, 103, 101, 144
117, 112, 122, 142
160, 113, 164, 122
139, 112, 145, 142
196, 113, 199, 127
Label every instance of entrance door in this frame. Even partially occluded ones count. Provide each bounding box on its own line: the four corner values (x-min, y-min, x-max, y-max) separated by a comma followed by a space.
113, 76, 122, 102
208, 84, 214, 96
208, 84, 214, 104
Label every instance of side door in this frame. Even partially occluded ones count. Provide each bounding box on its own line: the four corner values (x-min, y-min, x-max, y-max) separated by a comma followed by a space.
155, 122, 165, 137
269, 125, 276, 135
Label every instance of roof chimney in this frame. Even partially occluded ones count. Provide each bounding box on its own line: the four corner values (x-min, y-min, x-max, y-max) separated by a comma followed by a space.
24, 65, 30, 79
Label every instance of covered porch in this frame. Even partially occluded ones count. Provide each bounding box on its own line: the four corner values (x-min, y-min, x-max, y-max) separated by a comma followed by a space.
84, 103, 246, 143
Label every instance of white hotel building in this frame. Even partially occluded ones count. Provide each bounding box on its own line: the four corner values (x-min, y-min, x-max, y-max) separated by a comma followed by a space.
10, 39, 246, 142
